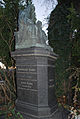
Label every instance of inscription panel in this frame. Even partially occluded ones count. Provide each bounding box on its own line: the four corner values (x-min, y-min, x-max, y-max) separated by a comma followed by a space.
48, 62, 57, 106
16, 64, 38, 104
17, 65, 37, 73
16, 66, 37, 90
17, 79, 37, 90
48, 67, 55, 88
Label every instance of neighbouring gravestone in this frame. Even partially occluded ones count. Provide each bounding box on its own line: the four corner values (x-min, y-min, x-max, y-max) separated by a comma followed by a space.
11, 1, 68, 119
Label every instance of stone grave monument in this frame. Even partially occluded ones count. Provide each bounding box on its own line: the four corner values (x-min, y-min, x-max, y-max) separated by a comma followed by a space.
12, 1, 68, 119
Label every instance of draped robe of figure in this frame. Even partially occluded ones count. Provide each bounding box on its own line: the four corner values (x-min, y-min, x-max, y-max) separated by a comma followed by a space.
15, 3, 53, 51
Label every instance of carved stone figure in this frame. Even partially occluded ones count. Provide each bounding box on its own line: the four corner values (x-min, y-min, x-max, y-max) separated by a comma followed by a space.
19, 3, 36, 25
15, 2, 53, 51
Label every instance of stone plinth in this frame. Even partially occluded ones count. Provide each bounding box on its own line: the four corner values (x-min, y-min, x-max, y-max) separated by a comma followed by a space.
12, 47, 68, 119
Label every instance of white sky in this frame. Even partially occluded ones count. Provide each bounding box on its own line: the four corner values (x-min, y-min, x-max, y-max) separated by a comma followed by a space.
32, 0, 57, 33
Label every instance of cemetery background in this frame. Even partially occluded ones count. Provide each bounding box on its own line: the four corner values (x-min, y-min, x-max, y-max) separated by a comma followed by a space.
0, 0, 80, 119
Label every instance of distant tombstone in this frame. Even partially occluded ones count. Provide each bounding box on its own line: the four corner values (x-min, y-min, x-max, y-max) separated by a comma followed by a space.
12, 2, 68, 119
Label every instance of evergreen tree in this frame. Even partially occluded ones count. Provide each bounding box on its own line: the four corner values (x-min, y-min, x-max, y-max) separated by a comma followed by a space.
48, 1, 71, 98
67, 4, 80, 107
48, 0, 80, 104
0, 0, 20, 66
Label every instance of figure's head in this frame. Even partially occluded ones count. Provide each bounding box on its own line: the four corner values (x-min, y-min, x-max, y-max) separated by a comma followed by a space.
37, 21, 42, 28
19, 0, 36, 25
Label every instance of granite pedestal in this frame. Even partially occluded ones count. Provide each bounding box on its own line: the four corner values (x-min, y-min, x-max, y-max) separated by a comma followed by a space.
12, 47, 68, 119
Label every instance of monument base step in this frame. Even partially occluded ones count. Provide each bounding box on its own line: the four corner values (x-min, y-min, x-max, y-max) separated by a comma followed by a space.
19, 107, 69, 119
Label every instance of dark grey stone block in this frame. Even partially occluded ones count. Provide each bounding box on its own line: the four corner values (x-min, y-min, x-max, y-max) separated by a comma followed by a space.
11, 47, 68, 119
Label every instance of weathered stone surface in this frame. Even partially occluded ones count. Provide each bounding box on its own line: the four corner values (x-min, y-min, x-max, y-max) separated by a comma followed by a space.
12, 47, 68, 119
14, 3, 53, 51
